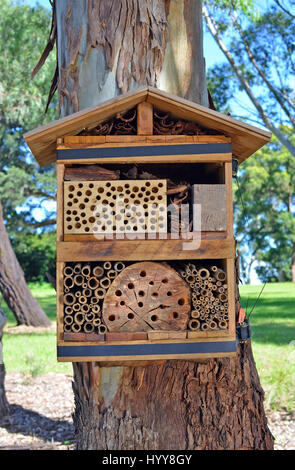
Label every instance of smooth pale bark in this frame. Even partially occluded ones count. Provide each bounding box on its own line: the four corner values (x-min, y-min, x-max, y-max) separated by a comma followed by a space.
55, 0, 208, 116
0, 203, 51, 326
54, 0, 273, 450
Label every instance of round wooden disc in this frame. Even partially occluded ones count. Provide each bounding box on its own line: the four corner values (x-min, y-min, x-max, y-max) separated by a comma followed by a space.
102, 262, 190, 332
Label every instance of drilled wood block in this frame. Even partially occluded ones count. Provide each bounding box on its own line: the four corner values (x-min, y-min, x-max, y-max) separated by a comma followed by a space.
193, 184, 227, 231
64, 179, 167, 235
102, 262, 190, 332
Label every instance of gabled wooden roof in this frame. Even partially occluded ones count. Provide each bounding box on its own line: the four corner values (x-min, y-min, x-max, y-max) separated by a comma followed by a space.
24, 86, 271, 167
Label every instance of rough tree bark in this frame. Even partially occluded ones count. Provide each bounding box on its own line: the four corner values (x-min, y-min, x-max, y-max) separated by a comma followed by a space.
0, 203, 51, 326
53, 0, 274, 449
0, 309, 9, 420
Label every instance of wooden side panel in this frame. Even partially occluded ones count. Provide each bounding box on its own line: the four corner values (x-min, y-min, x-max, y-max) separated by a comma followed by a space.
193, 184, 227, 231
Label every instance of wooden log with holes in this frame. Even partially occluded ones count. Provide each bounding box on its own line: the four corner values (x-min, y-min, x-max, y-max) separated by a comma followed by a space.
102, 261, 190, 332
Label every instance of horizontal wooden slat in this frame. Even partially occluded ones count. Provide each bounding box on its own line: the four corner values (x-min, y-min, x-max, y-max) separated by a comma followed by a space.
57, 238, 235, 262
57, 154, 232, 165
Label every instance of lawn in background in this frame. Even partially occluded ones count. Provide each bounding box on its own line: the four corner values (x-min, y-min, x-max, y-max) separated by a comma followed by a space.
1, 281, 295, 410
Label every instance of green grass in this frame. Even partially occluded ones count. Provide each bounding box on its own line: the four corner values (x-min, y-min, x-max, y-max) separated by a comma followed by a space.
1, 281, 295, 410
240, 282, 295, 412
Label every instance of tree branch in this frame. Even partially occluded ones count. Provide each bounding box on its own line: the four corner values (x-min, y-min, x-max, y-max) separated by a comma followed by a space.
203, 4, 295, 157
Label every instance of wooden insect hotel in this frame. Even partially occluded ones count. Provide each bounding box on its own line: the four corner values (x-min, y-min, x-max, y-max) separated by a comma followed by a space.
24, 87, 271, 363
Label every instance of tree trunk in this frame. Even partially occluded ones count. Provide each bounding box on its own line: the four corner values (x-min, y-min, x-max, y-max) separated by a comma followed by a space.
54, 0, 273, 450
292, 246, 295, 282
0, 309, 9, 420
0, 203, 51, 326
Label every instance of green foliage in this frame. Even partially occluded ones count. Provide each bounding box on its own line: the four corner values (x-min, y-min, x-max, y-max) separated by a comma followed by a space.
11, 232, 56, 282
205, 1, 295, 156
234, 132, 295, 282
0, 0, 57, 234
240, 282, 295, 411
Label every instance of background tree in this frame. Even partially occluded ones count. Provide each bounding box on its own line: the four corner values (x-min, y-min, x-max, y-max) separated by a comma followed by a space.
204, 0, 295, 281
234, 132, 295, 283
0, 0, 58, 325
32, 0, 273, 449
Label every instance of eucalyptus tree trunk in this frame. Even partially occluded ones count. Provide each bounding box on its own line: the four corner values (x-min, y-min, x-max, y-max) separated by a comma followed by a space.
55, 0, 273, 450
0, 203, 51, 327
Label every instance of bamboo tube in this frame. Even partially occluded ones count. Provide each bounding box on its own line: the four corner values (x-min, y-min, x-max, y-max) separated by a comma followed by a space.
81, 304, 90, 314
64, 315, 73, 325
98, 324, 107, 334
63, 266, 74, 276
198, 268, 210, 280
201, 323, 209, 331
218, 293, 228, 303
180, 270, 187, 278
64, 287, 70, 293
79, 295, 87, 305
82, 283, 88, 288
90, 296, 99, 305
63, 276, 74, 289
64, 293, 75, 305
107, 270, 117, 279
81, 264, 91, 277
73, 303, 81, 312
114, 262, 125, 272
84, 322, 94, 333
214, 269, 227, 281
100, 277, 111, 289
188, 319, 200, 331
85, 312, 95, 322
73, 263, 82, 274
82, 288, 92, 297
103, 261, 112, 270
219, 320, 228, 329
75, 291, 82, 298
74, 312, 85, 324
210, 266, 218, 272
186, 274, 195, 284
74, 274, 84, 286
87, 277, 100, 290
93, 317, 101, 327
93, 265, 104, 278
64, 306, 73, 315
209, 321, 217, 330
191, 310, 200, 318
92, 304, 101, 314
94, 287, 106, 299
71, 323, 81, 332
64, 324, 72, 332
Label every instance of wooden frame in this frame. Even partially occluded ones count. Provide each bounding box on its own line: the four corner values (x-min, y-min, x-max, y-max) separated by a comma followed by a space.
33, 95, 244, 363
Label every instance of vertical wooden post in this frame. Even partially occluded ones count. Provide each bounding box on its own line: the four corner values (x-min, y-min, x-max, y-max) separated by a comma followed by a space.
137, 102, 153, 135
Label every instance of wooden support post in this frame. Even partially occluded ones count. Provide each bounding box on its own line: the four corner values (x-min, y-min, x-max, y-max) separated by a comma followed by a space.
137, 102, 153, 135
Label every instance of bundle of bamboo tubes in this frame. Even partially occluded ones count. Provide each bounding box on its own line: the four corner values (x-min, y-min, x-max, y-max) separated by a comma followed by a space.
180, 263, 229, 331
63, 261, 125, 334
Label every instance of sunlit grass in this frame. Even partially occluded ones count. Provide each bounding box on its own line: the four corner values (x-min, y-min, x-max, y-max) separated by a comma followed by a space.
1, 282, 295, 410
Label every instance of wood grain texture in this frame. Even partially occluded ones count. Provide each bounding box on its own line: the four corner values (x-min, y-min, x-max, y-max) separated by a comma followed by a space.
57, 238, 235, 262
137, 102, 153, 135
102, 262, 190, 332
193, 184, 227, 231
